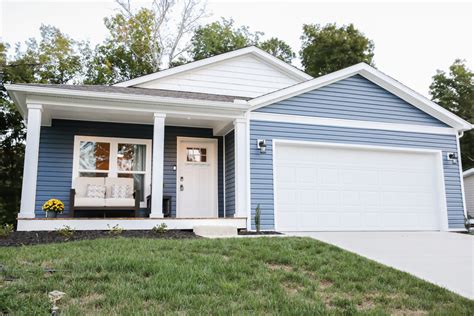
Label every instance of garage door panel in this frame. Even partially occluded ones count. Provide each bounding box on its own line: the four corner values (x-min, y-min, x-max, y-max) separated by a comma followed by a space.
275, 143, 444, 231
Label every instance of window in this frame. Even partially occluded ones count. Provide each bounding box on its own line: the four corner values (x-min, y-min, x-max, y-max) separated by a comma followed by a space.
186, 147, 207, 163
73, 136, 151, 207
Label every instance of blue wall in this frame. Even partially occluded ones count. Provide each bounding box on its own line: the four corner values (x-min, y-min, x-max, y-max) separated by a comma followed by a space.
224, 130, 235, 217
256, 75, 447, 127
35, 120, 224, 217
250, 120, 464, 230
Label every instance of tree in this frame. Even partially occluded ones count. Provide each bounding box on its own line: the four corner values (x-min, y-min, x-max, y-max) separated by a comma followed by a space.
258, 37, 295, 64
0, 26, 86, 224
300, 23, 375, 77
190, 18, 295, 63
430, 60, 474, 170
85, 8, 157, 84
116, 0, 207, 69
190, 18, 262, 61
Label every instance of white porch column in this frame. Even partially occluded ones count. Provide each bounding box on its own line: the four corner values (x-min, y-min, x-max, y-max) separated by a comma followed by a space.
19, 104, 43, 218
234, 117, 250, 220
150, 113, 166, 218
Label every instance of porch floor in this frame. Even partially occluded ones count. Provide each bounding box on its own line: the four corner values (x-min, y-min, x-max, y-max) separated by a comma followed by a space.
17, 217, 247, 231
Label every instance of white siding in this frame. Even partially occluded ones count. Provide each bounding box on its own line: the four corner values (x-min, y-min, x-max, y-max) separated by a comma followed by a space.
464, 174, 474, 217
135, 55, 301, 97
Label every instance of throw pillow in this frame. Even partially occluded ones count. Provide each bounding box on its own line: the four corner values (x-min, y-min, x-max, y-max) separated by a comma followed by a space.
86, 184, 106, 199
111, 184, 132, 199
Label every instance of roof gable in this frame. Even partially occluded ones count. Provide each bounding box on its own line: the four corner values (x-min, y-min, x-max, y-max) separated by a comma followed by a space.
249, 63, 472, 131
114, 46, 312, 98
256, 74, 448, 127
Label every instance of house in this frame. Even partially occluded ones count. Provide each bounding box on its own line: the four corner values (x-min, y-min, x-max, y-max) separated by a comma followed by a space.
463, 168, 474, 221
6, 46, 472, 232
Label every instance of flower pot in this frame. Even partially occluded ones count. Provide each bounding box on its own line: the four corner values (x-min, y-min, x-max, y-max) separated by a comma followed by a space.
46, 211, 58, 218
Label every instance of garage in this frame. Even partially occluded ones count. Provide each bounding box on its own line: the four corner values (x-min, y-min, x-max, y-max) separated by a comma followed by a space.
274, 141, 447, 231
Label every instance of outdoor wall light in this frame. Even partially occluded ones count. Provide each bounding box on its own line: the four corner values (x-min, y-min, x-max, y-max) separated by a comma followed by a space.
447, 152, 458, 164
173, 165, 177, 171
257, 139, 267, 154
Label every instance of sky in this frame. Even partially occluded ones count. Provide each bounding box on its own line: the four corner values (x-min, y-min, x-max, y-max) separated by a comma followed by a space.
0, 0, 472, 97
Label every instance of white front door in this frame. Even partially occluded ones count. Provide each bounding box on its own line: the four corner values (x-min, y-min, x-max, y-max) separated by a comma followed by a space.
177, 137, 218, 218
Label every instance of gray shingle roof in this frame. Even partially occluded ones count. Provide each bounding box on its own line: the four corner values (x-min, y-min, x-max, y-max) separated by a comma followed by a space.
20, 83, 251, 102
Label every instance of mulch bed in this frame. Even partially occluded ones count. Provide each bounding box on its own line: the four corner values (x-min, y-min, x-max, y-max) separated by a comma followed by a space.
0, 230, 198, 247
238, 231, 282, 235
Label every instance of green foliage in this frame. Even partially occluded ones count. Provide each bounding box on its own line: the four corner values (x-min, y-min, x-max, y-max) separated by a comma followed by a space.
430, 60, 473, 170
190, 18, 295, 63
56, 225, 75, 239
255, 203, 261, 232
85, 8, 157, 85
0, 223, 14, 237
258, 37, 295, 63
152, 223, 168, 234
190, 18, 262, 61
108, 224, 124, 235
300, 23, 375, 77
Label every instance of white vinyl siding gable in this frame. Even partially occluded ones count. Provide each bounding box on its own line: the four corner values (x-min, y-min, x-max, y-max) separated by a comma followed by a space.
134, 55, 301, 98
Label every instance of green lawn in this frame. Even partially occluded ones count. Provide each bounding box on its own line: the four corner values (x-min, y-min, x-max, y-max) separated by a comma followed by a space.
1, 237, 473, 315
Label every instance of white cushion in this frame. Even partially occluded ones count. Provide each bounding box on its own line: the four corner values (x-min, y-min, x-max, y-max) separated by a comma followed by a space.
73, 177, 105, 198
74, 197, 105, 207
105, 178, 134, 197
105, 198, 135, 207
86, 184, 106, 199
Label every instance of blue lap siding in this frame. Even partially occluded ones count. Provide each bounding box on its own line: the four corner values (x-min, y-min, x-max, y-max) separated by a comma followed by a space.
256, 75, 448, 127
224, 130, 235, 217
35, 120, 224, 217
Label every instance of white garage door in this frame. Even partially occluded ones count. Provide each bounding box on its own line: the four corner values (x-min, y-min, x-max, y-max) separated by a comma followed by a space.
274, 142, 446, 231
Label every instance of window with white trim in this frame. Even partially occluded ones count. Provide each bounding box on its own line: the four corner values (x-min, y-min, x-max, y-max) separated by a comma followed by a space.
73, 136, 152, 207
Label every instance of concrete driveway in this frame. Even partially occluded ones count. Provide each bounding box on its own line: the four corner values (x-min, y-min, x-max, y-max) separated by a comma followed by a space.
287, 232, 474, 300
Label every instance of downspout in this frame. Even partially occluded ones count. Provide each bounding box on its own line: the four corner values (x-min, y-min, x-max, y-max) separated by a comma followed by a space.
456, 129, 468, 226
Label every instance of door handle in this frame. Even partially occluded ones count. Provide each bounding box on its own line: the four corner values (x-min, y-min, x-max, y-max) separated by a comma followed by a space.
180, 184, 184, 191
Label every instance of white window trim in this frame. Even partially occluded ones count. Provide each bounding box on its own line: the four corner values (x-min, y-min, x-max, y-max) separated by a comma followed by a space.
72, 135, 152, 208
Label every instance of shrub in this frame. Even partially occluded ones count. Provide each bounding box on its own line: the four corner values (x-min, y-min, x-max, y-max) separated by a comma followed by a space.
0, 223, 14, 238
108, 224, 123, 235
56, 225, 75, 239
152, 223, 168, 234
255, 204, 261, 233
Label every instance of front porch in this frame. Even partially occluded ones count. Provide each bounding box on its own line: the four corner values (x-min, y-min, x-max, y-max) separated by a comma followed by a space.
11, 86, 252, 231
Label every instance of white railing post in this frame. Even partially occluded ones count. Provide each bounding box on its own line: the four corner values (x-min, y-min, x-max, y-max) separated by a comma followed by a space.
19, 104, 43, 218
150, 113, 166, 218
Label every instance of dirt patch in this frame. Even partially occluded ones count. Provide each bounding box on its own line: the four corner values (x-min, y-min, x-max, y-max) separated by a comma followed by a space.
282, 281, 304, 296
319, 279, 333, 290
392, 310, 428, 316
266, 262, 293, 272
0, 230, 198, 247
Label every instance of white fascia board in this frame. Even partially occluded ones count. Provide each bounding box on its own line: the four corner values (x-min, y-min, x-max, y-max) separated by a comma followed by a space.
5, 84, 249, 116
463, 168, 474, 178
250, 112, 458, 136
113, 46, 312, 87
249, 63, 472, 132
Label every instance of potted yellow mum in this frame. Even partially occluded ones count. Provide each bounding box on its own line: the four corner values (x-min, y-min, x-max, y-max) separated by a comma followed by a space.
42, 199, 65, 218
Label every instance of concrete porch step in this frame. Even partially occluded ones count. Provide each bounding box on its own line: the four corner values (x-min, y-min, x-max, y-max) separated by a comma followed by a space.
193, 225, 237, 238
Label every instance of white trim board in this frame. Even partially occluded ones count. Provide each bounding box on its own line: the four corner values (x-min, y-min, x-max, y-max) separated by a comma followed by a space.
16, 218, 247, 231
250, 112, 458, 135
248, 63, 472, 132
272, 139, 449, 232
114, 46, 312, 87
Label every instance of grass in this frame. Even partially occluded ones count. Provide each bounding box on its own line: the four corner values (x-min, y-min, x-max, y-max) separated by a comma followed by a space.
1, 237, 473, 315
